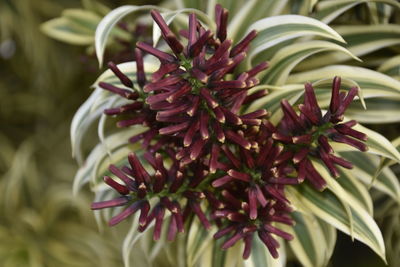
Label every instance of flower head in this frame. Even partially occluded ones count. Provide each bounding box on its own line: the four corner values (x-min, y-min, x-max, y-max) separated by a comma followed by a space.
134, 5, 268, 163
273, 77, 368, 190
90, 4, 371, 261
91, 151, 214, 241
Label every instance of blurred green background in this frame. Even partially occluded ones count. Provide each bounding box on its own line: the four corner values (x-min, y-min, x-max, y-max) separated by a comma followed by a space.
0, 0, 397, 266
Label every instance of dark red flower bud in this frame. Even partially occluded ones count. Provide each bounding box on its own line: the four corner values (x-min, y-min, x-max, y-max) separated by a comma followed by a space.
109, 201, 142, 226
137, 41, 177, 62
91, 196, 130, 210
230, 30, 258, 57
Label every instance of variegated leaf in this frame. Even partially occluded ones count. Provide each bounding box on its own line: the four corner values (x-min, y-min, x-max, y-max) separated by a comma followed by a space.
280, 212, 336, 267
314, 0, 400, 24
244, 15, 346, 67
378, 55, 400, 80
296, 24, 400, 71
259, 41, 359, 85
339, 151, 400, 203
95, 5, 166, 66
245, 238, 286, 267
286, 181, 386, 263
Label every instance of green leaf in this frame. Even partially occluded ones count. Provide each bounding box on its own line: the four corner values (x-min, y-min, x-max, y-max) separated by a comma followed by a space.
338, 151, 400, 203
345, 98, 400, 123
280, 212, 336, 267
122, 214, 145, 267
353, 123, 400, 162
227, 0, 289, 41
63, 9, 102, 32
286, 181, 386, 263
82, 0, 111, 16
245, 15, 346, 67
367, 2, 395, 24
245, 237, 286, 267
314, 0, 400, 24
378, 55, 400, 80
41, 17, 95, 45
336, 169, 374, 215
259, 40, 359, 85
296, 24, 400, 71
186, 219, 214, 267
288, 65, 400, 95
70, 87, 114, 164
95, 5, 166, 67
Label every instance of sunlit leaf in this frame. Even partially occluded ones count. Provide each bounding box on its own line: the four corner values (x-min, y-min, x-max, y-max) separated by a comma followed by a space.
245, 15, 346, 66
314, 0, 400, 24
287, 180, 386, 263
260, 41, 359, 85
95, 5, 166, 66
297, 24, 400, 70
281, 212, 336, 267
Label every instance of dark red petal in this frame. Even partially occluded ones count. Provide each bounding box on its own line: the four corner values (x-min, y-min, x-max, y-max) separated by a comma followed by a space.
200, 88, 219, 109
258, 231, 279, 258
230, 30, 258, 57
190, 201, 211, 229
139, 201, 150, 227
209, 144, 220, 173
159, 121, 190, 135
225, 130, 251, 150
107, 62, 133, 88
335, 124, 367, 141
134, 48, 146, 87
153, 205, 166, 240
143, 75, 182, 93
189, 30, 213, 57
329, 76, 341, 114
136, 41, 176, 62
247, 62, 269, 77
103, 176, 130, 195
227, 169, 251, 182
318, 135, 334, 154
212, 175, 233, 187
215, 4, 228, 41
334, 87, 359, 120
243, 234, 253, 259
150, 10, 183, 54
319, 148, 340, 178
264, 224, 293, 241
108, 164, 136, 190
98, 82, 138, 99
221, 231, 243, 250
330, 133, 368, 152
248, 188, 258, 220
91, 196, 130, 210
109, 201, 142, 226
214, 225, 236, 239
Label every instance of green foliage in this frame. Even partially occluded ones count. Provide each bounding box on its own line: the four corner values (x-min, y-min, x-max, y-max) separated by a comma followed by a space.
37, 0, 400, 266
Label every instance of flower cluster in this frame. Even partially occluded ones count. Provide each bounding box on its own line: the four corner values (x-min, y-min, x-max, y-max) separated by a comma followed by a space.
91, 5, 367, 259
272, 77, 368, 190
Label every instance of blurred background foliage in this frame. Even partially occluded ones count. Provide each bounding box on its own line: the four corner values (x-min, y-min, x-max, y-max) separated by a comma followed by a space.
0, 0, 156, 266
0, 0, 399, 266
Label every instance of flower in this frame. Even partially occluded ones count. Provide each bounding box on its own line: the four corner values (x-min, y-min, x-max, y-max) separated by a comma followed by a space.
98, 5, 269, 160
273, 77, 368, 190
210, 127, 297, 258
91, 152, 213, 241
91, 4, 371, 260
134, 5, 268, 164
